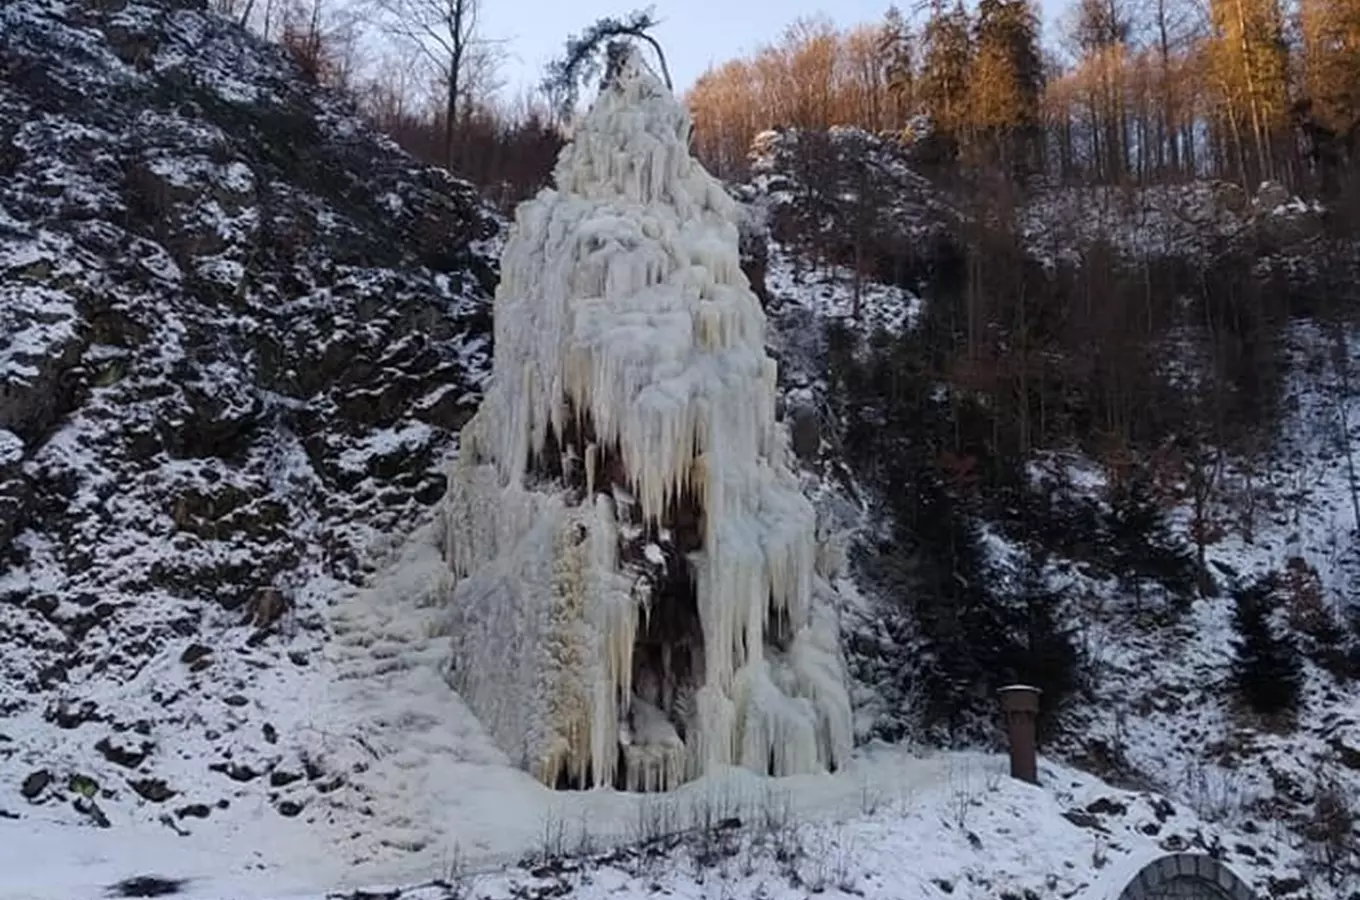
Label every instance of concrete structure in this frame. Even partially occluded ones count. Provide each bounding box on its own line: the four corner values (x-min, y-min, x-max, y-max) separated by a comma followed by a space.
1111, 853, 1258, 900
998, 685, 1041, 784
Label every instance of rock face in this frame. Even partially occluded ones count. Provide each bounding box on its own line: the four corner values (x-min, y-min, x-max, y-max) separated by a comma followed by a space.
0, 0, 496, 824
435, 49, 853, 793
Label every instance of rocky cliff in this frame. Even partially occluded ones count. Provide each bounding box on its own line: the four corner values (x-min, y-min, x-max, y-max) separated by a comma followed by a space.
0, 0, 497, 826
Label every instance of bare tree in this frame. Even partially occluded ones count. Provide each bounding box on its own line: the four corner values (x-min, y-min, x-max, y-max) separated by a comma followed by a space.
369, 0, 486, 169
1326, 317, 1360, 539
212, 0, 258, 30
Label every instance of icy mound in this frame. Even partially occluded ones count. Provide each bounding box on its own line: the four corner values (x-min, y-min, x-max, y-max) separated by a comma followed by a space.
436, 48, 853, 793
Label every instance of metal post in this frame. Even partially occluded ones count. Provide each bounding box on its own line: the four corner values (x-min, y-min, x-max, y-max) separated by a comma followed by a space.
997, 684, 1042, 785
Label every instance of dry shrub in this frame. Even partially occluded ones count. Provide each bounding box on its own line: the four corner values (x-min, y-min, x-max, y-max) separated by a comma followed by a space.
1282, 556, 1342, 642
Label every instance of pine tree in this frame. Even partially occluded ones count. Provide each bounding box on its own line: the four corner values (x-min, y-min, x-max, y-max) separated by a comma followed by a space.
1299, 0, 1360, 193
1300, 0, 1360, 133
1230, 576, 1304, 715
1207, 0, 1291, 185
1103, 469, 1197, 608
880, 5, 916, 129
827, 323, 1009, 742
907, 470, 1000, 740
996, 548, 1085, 737
969, 0, 1044, 173
917, 0, 974, 162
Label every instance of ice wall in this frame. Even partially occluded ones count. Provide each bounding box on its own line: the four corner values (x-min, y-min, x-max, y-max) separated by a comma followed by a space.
436, 47, 853, 791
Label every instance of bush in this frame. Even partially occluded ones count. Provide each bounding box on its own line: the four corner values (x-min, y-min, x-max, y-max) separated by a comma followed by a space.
1102, 469, 1198, 612
1230, 575, 1304, 716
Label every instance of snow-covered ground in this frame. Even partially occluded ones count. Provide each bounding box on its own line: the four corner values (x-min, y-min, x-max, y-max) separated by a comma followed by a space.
0, 516, 1315, 900
0, 691, 1277, 900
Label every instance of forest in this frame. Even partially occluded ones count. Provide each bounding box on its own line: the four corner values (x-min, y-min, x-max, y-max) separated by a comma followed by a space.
686, 0, 1358, 196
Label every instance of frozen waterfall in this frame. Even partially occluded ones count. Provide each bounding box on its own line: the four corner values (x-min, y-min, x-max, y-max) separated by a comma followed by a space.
434, 46, 853, 792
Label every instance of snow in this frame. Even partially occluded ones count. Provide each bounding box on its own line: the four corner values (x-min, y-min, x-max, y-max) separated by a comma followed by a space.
1, 0, 501, 878
337, 421, 435, 474
739, 128, 1358, 897
0, 429, 23, 466
1019, 179, 1326, 268
0, 729, 1289, 900
435, 48, 853, 795
763, 243, 922, 335
1078, 323, 1360, 773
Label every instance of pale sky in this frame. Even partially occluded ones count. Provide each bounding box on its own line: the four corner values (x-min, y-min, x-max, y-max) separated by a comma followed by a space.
479, 0, 1069, 103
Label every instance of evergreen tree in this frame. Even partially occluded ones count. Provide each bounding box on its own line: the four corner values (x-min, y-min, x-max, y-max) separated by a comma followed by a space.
1300, 0, 1360, 138
1299, 0, 1360, 194
1103, 469, 1197, 608
1207, 0, 1290, 185
829, 322, 1082, 743
969, 0, 1044, 173
995, 548, 1085, 738
1230, 576, 1304, 715
917, 0, 974, 162
880, 5, 916, 129
903, 465, 1001, 740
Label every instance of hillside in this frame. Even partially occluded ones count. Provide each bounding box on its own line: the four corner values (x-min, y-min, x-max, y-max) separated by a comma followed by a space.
742, 127, 1360, 897
1, 0, 497, 844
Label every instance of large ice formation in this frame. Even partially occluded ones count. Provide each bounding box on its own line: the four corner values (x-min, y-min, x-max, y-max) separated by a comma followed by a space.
435, 47, 853, 792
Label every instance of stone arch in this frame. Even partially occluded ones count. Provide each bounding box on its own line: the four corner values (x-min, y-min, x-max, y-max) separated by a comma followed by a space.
1115, 853, 1258, 900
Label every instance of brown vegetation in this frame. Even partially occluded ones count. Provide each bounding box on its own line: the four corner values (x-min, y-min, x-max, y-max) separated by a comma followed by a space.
685, 0, 1360, 195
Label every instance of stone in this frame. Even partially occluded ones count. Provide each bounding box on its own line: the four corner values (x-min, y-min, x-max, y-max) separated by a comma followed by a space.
1331, 735, 1360, 771
788, 403, 821, 463
209, 762, 259, 782
20, 769, 50, 800
269, 769, 302, 787
95, 736, 149, 768
178, 643, 212, 665
1254, 181, 1290, 212
106, 875, 186, 898
1213, 182, 1249, 216
128, 778, 176, 803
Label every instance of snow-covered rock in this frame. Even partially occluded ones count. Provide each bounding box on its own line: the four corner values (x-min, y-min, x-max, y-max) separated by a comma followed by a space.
0, 0, 497, 832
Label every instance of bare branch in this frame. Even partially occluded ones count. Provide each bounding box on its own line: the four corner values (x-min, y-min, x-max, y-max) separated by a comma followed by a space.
541, 7, 673, 120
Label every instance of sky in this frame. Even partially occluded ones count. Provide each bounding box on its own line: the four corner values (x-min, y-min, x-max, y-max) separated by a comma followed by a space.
478, 0, 1069, 103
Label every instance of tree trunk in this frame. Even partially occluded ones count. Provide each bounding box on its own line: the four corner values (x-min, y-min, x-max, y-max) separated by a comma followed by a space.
454, 62, 465, 171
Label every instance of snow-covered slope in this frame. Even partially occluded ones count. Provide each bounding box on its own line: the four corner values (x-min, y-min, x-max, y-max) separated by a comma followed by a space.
1019, 180, 1330, 269
1051, 320, 1360, 882
737, 131, 1360, 896
0, 0, 497, 846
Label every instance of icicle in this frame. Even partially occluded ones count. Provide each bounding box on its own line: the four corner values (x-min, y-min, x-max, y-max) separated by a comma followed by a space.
733, 661, 820, 777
